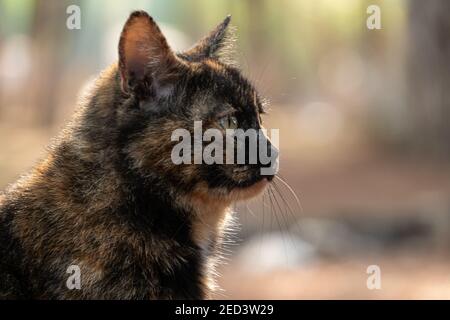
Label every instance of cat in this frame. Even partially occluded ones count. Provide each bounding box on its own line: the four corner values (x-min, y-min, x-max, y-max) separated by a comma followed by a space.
0, 10, 277, 299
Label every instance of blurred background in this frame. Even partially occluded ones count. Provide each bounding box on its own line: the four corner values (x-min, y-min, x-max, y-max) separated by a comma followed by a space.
1, 0, 450, 299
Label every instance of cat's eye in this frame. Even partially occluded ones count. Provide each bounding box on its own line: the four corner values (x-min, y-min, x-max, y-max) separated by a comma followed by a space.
218, 114, 238, 130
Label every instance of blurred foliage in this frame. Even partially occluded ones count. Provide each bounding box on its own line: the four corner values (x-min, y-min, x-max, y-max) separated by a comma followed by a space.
0, 0, 448, 158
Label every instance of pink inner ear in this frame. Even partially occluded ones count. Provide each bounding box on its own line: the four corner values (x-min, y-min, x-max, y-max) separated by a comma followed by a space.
119, 14, 172, 89
119, 12, 181, 95
122, 19, 155, 80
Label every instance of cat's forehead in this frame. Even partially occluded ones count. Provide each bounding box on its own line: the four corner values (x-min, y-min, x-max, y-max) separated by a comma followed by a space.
186, 59, 261, 115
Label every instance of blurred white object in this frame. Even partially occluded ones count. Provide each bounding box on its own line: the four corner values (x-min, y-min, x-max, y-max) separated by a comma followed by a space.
235, 232, 316, 273
0, 34, 32, 91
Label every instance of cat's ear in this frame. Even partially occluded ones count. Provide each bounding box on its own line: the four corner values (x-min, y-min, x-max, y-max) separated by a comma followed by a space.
118, 11, 180, 96
182, 15, 235, 64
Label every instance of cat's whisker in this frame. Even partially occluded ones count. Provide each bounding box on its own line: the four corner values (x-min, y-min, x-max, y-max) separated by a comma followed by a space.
271, 180, 297, 220
274, 174, 303, 213
272, 177, 303, 229
245, 202, 257, 219
269, 184, 298, 247
270, 180, 304, 249
267, 185, 292, 265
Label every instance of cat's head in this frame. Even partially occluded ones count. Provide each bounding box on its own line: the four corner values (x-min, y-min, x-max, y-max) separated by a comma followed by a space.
116, 11, 278, 203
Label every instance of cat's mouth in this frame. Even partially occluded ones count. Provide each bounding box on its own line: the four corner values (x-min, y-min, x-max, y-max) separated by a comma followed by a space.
229, 176, 271, 200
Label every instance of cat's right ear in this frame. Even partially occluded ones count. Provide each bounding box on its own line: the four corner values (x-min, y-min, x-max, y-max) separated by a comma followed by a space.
118, 11, 180, 97
182, 15, 235, 64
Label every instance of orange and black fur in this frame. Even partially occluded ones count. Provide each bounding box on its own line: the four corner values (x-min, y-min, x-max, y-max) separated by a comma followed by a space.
0, 11, 275, 299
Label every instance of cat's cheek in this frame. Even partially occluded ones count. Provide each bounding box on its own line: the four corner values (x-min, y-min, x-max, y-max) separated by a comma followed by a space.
229, 178, 269, 201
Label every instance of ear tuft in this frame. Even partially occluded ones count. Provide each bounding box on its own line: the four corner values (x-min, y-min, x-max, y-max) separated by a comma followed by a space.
182, 15, 236, 64
118, 11, 179, 96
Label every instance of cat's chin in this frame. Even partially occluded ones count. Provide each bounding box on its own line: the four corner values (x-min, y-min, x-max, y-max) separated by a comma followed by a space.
228, 178, 269, 201
188, 177, 270, 204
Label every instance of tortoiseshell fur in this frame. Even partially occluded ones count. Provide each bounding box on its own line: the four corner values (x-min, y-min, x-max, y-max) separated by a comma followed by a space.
0, 11, 273, 299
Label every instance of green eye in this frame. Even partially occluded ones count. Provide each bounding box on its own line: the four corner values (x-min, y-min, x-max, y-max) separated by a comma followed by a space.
218, 115, 238, 130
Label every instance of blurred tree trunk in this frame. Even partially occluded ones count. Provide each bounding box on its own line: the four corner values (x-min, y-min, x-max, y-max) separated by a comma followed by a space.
408, 0, 450, 158
27, 0, 72, 126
